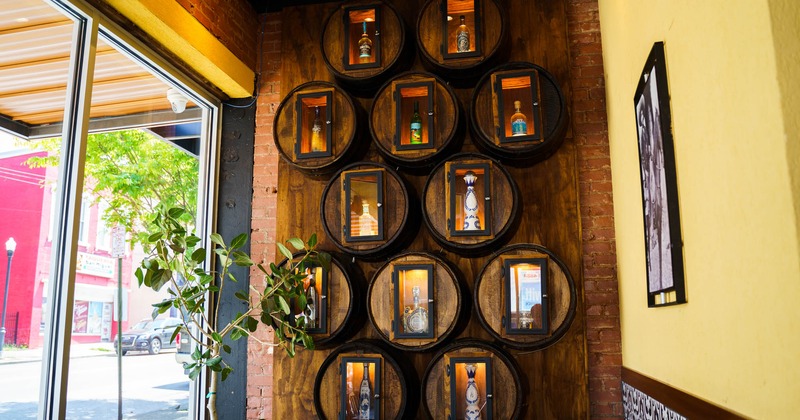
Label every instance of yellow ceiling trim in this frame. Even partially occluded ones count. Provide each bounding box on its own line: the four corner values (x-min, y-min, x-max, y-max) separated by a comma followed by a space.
103, 0, 254, 98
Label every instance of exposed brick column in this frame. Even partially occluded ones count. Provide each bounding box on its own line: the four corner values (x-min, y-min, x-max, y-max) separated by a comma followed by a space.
247, 12, 282, 420
566, 0, 623, 418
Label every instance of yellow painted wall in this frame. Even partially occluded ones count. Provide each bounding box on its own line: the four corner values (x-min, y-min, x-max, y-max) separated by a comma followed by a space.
599, 0, 800, 418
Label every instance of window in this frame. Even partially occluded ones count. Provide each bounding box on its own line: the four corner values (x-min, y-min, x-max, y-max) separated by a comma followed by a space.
0, 1, 221, 418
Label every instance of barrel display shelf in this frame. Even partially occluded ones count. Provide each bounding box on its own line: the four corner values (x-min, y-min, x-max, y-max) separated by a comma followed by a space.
421, 152, 519, 256
416, 0, 507, 84
273, 81, 365, 177
276, 251, 364, 349
474, 243, 577, 350
470, 62, 568, 166
321, 0, 411, 96
321, 161, 417, 260
313, 340, 419, 420
421, 339, 524, 419
366, 252, 468, 352
369, 71, 463, 171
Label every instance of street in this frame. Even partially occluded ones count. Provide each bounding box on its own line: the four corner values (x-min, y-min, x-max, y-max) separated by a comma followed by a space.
0, 349, 189, 419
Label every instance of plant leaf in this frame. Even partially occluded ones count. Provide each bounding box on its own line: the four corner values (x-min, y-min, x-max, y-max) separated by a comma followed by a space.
287, 237, 304, 251
210, 233, 225, 247
276, 242, 293, 261
230, 233, 247, 249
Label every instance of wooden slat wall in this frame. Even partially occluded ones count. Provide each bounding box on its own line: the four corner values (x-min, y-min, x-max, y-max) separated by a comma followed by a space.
273, 0, 587, 417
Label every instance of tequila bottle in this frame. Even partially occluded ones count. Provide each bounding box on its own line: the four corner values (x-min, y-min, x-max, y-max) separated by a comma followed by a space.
358, 200, 378, 236
310, 106, 325, 152
359, 363, 372, 419
456, 15, 470, 53
510, 100, 528, 137
462, 171, 481, 231
304, 270, 317, 329
403, 285, 429, 334
464, 363, 480, 420
410, 100, 423, 144
358, 21, 373, 62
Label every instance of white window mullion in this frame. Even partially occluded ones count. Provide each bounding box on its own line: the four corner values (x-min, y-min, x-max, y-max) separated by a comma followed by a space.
38, 3, 97, 419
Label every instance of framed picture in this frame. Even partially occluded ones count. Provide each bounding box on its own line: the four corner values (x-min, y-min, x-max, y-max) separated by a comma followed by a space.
633, 42, 686, 307
339, 354, 382, 420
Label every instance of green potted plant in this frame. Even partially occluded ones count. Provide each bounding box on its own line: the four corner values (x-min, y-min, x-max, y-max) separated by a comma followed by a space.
136, 206, 328, 419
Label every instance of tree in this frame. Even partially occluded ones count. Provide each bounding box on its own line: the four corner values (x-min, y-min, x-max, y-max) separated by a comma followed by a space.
25, 130, 198, 248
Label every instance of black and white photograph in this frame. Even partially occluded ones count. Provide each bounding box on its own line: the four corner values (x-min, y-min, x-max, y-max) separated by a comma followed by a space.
633, 42, 686, 306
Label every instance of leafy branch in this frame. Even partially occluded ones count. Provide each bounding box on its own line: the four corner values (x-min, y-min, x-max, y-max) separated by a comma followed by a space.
135, 205, 329, 419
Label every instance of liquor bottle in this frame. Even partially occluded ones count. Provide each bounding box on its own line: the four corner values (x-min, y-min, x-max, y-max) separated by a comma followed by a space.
310, 106, 324, 152
510, 100, 528, 137
462, 171, 481, 231
410, 100, 423, 144
359, 363, 372, 419
359, 200, 378, 236
403, 285, 429, 334
464, 363, 480, 420
358, 21, 373, 63
456, 15, 470, 53
304, 270, 317, 329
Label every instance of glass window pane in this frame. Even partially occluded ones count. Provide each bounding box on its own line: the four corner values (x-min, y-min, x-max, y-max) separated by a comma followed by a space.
63, 33, 203, 418
0, 0, 75, 416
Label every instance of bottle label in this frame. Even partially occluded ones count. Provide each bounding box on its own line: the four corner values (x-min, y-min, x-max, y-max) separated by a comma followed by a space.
457, 31, 470, 53
511, 118, 528, 136
410, 122, 422, 144
359, 41, 372, 58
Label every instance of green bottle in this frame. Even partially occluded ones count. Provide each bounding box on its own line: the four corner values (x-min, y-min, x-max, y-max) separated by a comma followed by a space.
410, 100, 422, 144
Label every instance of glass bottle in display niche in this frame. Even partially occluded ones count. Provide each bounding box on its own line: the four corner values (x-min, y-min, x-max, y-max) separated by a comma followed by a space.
446, 161, 492, 237
491, 69, 543, 144
391, 264, 435, 339
339, 355, 382, 420
442, 0, 481, 59
502, 257, 548, 335
444, 354, 493, 420
393, 80, 435, 151
294, 90, 333, 159
344, 5, 381, 70
342, 169, 384, 243
290, 263, 328, 335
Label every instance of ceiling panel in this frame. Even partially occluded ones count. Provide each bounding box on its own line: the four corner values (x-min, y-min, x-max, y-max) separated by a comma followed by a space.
0, 0, 196, 138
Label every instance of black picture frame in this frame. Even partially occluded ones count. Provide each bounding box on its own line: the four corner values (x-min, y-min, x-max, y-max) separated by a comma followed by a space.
446, 356, 493, 420
339, 355, 382, 420
394, 80, 436, 151
294, 90, 333, 159
502, 257, 548, 335
391, 263, 435, 339
342, 4, 381, 71
633, 42, 686, 307
343, 169, 385, 243
446, 161, 492, 237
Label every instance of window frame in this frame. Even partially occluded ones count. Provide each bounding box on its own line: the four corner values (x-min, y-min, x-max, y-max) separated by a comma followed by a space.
36, 1, 222, 419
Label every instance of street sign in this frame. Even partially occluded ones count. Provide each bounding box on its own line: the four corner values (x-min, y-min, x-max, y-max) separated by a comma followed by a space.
111, 226, 125, 258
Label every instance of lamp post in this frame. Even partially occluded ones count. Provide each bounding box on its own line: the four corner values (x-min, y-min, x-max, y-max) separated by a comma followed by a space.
0, 237, 16, 358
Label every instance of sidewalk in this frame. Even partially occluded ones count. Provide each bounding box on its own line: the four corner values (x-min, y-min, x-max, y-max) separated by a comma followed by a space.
0, 342, 117, 364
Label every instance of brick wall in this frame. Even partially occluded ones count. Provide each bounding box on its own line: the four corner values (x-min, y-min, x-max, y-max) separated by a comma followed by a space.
176, 0, 260, 70
246, 11, 282, 420
566, 0, 623, 418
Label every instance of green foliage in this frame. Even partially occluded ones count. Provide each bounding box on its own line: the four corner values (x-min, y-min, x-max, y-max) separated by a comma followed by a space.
24, 130, 198, 249
136, 205, 329, 383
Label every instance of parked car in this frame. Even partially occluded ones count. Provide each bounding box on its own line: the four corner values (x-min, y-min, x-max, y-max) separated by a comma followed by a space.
113, 317, 183, 355
174, 323, 194, 371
